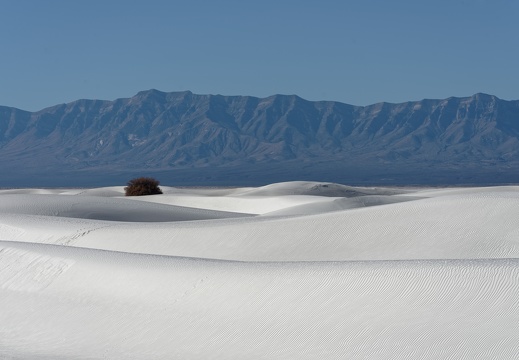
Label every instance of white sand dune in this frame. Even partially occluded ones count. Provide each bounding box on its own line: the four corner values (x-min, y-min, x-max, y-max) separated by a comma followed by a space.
1, 181, 519, 359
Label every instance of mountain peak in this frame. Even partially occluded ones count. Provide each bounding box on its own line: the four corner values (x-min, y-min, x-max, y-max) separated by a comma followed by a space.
471, 93, 498, 101
133, 89, 194, 101
135, 88, 166, 96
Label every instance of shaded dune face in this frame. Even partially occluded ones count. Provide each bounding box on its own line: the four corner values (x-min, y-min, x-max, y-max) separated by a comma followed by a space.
0, 193, 251, 222
1, 182, 519, 359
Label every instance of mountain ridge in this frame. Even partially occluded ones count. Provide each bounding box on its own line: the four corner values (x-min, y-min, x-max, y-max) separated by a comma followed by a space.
1, 90, 519, 187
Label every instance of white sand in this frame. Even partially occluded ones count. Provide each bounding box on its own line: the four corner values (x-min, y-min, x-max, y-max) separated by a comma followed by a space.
1, 182, 518, 359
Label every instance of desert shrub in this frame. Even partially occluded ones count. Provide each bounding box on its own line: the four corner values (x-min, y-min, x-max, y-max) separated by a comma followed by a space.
124, 177, 163, 196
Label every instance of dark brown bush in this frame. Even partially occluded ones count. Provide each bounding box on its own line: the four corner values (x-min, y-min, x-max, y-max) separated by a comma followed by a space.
124, 177, 163, 196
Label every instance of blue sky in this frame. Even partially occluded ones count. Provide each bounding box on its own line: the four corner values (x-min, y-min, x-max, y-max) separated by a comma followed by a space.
1, 0, 518, 111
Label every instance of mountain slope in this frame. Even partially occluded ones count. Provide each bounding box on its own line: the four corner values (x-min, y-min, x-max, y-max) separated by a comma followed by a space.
1, 90, 519, 186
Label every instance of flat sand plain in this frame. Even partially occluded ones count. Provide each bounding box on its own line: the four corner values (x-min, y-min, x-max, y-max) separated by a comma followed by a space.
1, 181, 518, 359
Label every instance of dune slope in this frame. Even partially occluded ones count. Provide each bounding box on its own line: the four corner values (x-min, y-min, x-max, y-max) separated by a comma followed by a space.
1, 241, 518, 360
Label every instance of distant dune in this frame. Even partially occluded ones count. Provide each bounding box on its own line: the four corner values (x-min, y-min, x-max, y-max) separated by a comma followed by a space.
1, 181, 518, 359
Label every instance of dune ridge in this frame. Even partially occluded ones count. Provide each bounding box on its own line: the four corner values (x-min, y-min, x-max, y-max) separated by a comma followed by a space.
1, 181, 519, 359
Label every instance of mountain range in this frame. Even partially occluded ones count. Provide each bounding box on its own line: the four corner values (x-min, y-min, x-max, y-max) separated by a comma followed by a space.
1, 90, 519, 187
